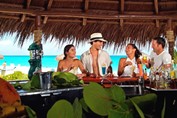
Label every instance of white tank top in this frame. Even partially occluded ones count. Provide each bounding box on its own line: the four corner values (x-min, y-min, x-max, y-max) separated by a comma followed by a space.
62, 67, 78, 75
121, 57, 139, 77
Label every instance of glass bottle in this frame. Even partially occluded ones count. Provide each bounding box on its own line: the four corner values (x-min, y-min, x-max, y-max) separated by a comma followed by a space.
149, 66, 155, 87
170, 60, 175, 80
143, 68, 148, 80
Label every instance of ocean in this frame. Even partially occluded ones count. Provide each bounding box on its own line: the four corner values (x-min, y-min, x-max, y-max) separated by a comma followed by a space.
0, 55, 126, 74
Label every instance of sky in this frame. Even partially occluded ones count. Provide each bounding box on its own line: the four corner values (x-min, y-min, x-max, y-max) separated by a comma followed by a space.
0, 33, 152, 56
0, 38, 121, 56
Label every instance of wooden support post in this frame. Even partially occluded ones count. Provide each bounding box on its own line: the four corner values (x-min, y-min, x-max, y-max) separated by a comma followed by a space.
34, 15, 42, 45
166, 19, 175, 58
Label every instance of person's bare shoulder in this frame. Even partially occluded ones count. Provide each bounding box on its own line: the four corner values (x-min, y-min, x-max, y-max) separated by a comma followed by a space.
58, 60, 65, 65
74, 59, 81, 63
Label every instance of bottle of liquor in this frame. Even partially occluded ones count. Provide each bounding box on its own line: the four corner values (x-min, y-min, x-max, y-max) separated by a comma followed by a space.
143, 68, 148, 80
170, 60, 175, 80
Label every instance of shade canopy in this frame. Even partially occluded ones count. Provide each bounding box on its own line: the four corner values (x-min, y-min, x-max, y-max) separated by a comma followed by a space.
0, 0, 177, 51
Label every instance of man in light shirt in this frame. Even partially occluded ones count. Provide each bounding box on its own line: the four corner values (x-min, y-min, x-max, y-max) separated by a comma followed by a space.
146, 37, 172, 71
81, 33, 112, 77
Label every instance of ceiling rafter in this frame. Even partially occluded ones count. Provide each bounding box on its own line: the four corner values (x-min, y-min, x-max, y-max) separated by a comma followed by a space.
39, 11, 177, 20
154, 0, 159, 28
0, 7, 177, 20
0, 14, 176, 26
120, 0, 124, 27
43, 0, 54, 24
21, 0, 31, 22
82, 0, 89, 26
54, 0, 118, 4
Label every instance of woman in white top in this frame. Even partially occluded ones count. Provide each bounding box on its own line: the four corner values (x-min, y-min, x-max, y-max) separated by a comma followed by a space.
57, 44, 87, 78
118, 43, 142, 77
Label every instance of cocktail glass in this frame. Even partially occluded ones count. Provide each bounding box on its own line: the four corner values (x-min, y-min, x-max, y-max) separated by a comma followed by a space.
142, 55, 148, 64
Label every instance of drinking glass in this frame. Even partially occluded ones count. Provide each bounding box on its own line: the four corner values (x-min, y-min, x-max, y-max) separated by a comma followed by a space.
142, 55, 148, 64
150, 58, 154, 67
102, 66, 106, 76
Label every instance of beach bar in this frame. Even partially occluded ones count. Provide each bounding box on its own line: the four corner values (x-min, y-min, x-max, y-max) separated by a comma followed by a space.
0, 0, 177, 118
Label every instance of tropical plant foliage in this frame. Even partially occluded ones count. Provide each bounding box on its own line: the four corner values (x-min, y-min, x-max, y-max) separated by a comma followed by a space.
47, 82, 157, 118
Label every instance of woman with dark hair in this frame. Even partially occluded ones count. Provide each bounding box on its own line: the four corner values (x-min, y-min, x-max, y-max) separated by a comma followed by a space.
57, 44, 87, 78
117, 43, 142, 77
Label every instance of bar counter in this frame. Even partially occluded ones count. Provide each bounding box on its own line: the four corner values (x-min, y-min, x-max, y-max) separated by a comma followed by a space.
82, 76, 138, 84
12, 77, 177, 118
17, 87, 83, 96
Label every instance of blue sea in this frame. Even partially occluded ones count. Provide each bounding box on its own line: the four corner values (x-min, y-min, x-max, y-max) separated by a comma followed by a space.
0, 55, 126, 74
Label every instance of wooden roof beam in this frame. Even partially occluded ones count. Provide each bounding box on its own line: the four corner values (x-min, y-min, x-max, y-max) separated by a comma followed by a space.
83, 18, 87, 26
120, 0, 124, 27
21, 0, 31, 22
54, 0, 119, 4
26, 0, 31, 9
47, 0, 53, 8
0, 7, 35, 15
43, 0, 54, 24
120, 0, 124, 14
168, 19, 172, 30
154, 0, 159, 28
154, 0, 159, 14
1, 14, 177, 26
39, 12, 177, 20
125, 1, 177, 5
120, 19, 123, 28
0, 7, 177, 20
82, 0, 89, 26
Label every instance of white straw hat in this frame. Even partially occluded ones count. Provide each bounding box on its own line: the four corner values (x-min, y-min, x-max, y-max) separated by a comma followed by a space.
88, 33, 107, 43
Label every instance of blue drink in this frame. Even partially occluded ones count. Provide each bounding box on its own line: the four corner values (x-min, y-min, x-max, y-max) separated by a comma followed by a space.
102, 66, 106, 75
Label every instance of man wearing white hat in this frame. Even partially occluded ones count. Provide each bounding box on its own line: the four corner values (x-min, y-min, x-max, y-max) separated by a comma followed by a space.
81, 33, 112, 77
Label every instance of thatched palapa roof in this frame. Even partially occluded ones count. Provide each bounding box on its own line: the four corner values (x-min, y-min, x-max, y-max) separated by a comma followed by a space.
0, 0, 177, 51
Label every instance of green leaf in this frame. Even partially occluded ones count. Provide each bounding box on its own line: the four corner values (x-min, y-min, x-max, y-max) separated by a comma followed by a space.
130, 99, 145, 118
21, 81, 32, 90
47, 100, 74, 118
79, 98, 89, 112
161, 98, 166, 118
52, 72, 61, 79
109, 85, 126, 103
83, 82, 112, 116
73, 98, 82, 118
108, 108, 133, 118
25, 106, 37, 118
31, 74, 40, 89
126, 93, 157, 112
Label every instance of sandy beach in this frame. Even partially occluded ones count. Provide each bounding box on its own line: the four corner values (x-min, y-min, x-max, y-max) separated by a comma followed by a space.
1, 64, 119, 77
0, 65, 57, 76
